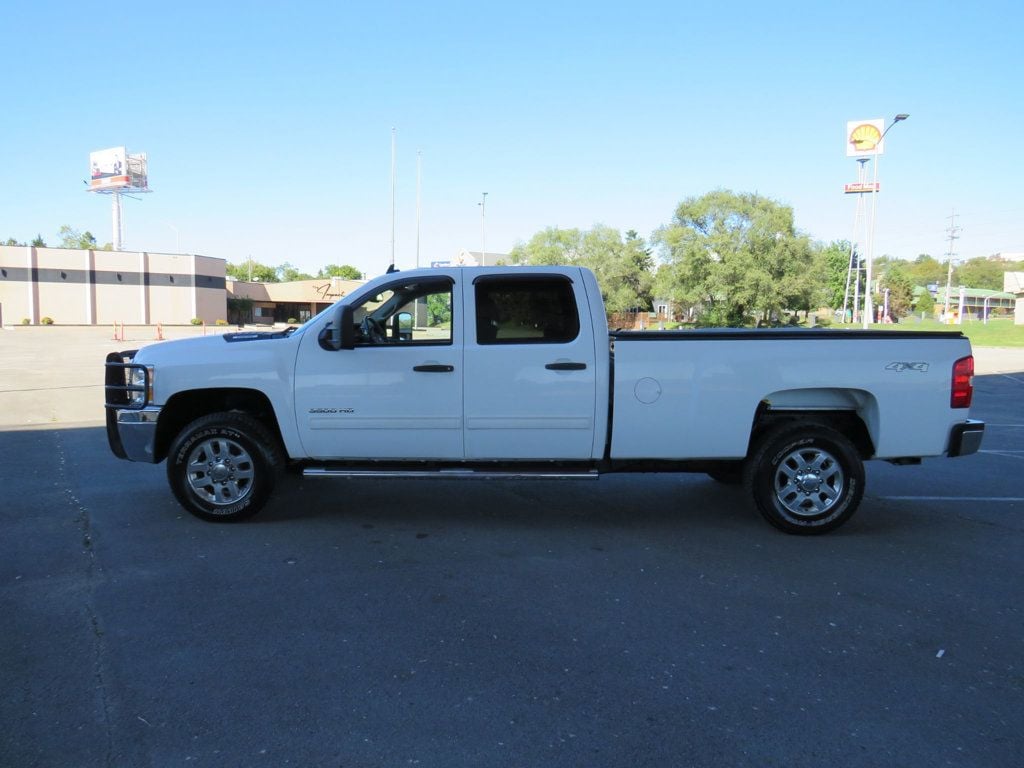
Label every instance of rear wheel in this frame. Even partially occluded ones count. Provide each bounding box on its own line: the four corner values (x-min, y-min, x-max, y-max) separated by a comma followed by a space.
744, 422, 864, 535
166, 412, 283, 522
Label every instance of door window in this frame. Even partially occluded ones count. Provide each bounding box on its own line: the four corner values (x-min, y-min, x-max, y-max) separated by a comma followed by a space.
474, 277, 580, 344
351, 279, 453, 346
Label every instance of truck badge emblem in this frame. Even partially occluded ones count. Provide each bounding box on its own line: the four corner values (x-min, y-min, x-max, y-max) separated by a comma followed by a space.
885, 362, 929, 373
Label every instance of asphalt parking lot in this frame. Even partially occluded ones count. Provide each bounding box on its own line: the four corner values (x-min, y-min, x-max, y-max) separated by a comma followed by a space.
1, 326, 1022, 767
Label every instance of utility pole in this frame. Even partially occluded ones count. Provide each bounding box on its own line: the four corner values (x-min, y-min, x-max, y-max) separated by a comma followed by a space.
943, 210, 961, 320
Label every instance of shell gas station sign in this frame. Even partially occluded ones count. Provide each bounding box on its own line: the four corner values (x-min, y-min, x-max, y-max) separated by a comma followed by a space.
846, 119, 886, 157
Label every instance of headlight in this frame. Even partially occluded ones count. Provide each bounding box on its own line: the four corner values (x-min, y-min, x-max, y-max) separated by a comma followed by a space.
128, 366, 154, 405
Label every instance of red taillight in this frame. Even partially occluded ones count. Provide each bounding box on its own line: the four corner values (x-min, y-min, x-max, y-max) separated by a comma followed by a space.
951, 355, 974, 409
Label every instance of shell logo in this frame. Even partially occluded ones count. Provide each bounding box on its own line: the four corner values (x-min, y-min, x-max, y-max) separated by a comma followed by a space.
849, 123, 882, 152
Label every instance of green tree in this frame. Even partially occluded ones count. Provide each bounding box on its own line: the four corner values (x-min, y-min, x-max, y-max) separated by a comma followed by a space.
317, 264, 362, 280
915, 289, 935, 316
4, 237, 24, 246
905, 254, 946, 287
31, 235, 46, 247
955, 256, 1006, 291
653, 190, 818, 326
277, 262, 314, 282
426, 293, 451, 326
880, 264, 914, 318
510, 225, 653, 312
818, 240, 856, 312
226, 258, 279, 282
226, 296, 254, 325
509, 227, 583, 266
58, 225, 99, 250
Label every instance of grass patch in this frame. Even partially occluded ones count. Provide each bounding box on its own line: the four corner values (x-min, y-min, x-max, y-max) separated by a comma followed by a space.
858, 316, 1024, 347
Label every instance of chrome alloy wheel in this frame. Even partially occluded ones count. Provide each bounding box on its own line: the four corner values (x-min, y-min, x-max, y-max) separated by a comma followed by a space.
185, 436, 256, 506
773, 446, 845, 517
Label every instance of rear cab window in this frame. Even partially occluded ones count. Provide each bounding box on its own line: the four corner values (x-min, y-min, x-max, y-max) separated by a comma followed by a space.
474, 276, 580, 345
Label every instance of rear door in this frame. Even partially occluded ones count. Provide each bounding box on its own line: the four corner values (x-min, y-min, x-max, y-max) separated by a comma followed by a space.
462, 271, 598, 460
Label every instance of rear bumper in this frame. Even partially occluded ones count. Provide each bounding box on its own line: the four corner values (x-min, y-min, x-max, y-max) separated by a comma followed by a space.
948, 420, 985, 457
107, 406, 161, 463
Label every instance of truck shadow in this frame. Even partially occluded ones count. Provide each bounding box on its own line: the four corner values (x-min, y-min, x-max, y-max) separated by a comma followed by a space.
262, 471, 766, 533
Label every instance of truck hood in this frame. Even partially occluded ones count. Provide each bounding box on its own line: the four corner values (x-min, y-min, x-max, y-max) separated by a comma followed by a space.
133, 331, 302, 404
133, 329, 298, 364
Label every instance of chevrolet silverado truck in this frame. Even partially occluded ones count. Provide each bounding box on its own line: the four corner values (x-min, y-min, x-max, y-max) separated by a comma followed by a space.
104, 266, 984, 534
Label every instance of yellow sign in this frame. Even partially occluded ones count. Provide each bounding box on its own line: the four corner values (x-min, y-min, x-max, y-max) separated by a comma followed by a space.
846, 119, 885, 157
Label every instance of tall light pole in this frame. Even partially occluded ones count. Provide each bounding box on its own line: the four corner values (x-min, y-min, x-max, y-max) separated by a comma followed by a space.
416, 150, 422, 268
863, 113, 909, 329
390, 127, 396, 269
165, 222, 180, 252
478, 192, 488, 266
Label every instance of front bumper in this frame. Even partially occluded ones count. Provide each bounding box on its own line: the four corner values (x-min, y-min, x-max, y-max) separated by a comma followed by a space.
106, 406, 161, 463
948, 419, 985, 457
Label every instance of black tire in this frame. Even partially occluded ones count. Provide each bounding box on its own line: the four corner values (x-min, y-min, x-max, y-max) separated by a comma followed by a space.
743, 422, 864, 535
706, 464, 743, 485
166, 412, 284, 522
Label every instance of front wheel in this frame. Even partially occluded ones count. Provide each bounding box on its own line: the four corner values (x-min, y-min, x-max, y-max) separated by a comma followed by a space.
166, 412, 283, 522
744, 422, 864, 535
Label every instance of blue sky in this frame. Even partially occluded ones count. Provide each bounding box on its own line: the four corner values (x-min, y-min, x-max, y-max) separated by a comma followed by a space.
3, 0, 1022, 277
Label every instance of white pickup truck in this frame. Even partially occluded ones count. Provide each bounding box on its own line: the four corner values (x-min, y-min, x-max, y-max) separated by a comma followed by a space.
105, 266, 984, 534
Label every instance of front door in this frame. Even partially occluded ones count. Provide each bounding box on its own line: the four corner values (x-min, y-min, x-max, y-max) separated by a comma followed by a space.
294, 276, 463, 460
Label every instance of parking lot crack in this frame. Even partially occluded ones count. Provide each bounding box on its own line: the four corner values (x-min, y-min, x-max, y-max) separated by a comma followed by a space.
55, 429, 116, 767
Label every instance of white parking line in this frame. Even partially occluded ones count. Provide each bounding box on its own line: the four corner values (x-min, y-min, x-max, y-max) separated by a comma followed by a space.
979, 450, 1024, 460
877, 496, 1024, 502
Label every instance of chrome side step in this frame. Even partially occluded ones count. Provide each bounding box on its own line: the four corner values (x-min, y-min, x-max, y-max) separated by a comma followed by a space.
302, 468, 600, 480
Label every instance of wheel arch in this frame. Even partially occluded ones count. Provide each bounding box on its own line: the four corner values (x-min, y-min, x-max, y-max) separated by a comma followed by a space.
154, 388, 286, 463
751, 388, 877, 460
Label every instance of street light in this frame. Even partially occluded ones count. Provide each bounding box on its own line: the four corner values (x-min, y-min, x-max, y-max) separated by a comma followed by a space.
863, 113, 909, 329
478, 192, 488, 266
165, 222, 180, 253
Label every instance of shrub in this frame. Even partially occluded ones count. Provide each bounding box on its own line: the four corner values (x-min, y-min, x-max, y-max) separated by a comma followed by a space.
286, 317, 298, 324
41, 316, 54, 325
215, 319, 228, 326
21, 318, 30, 325
190, 318, 203, 325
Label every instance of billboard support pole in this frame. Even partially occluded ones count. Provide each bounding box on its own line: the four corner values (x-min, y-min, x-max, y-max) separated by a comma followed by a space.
112, 192, 123, 251
863, 153, 880, 329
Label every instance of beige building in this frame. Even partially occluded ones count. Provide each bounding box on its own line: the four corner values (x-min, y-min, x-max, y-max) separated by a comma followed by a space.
0, 245, 226, 326
227, 277, 364, 325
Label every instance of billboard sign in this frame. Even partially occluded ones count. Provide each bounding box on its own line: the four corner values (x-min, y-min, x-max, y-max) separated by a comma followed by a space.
126, 152, 148, 190
89, 147, 130, 190
846, 119, 885, 157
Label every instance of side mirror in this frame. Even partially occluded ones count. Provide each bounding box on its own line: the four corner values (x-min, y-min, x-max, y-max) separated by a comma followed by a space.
320, 304, 355, 351
395, 311, 413, 342
339, 305, 355, 350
